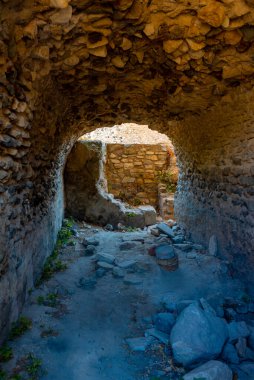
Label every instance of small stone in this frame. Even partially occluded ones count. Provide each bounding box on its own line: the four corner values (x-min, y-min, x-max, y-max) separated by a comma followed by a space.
157, 223, 174, 238
155, 244, 175, 260
151, 228, 160, 237
238, 362, 254, 379
96, 268, 106, 278
236, 302, 249, 314
145, 328, 170, 344
50, 0, 69, 8
105, 224, 114, 231
209, 235, 218, 256
112, 267, 125, 278
50, 5, 72, 24
235, 337, 247, 358
172, 236, 184, 244
228, 321, 250, 342
183, 360, 232, 380
83, 238, 99, 247
117, 259, 137, 269
84, 245, 96, 256
222, 343, 240, 364
173, 243, 192, 252
245, 347, 254, 361
153, 312, 175, 334
96, 252, 115, 264
126, 337, 153, 352
97, 261, 114, 270
186, 252, 197, 259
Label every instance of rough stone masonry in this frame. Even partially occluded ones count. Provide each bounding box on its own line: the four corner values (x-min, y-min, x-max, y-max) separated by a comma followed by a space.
0, 0, 254, 339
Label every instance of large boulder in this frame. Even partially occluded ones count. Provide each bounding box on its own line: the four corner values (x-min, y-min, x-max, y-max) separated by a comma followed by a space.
183, 360, 232, 380
170, 302, 228, 367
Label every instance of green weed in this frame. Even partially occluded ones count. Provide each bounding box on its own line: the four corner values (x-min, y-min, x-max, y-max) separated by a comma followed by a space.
126, 212, 136, 218
37, 293, 59, 308
0, 345, 13, 362
156, 170, 177, 193
9, 317, 32, 340
26, 353, 42, 380
0, 369, 6, 380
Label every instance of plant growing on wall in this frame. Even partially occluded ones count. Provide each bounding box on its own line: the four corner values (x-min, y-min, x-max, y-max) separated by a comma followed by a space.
156, 170, 177, 193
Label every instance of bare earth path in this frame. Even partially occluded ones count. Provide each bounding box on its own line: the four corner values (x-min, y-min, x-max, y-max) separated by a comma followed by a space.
2, 224, 245, 380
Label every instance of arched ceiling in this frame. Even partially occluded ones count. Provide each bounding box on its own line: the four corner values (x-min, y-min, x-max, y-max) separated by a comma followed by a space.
1, 0, 254, 121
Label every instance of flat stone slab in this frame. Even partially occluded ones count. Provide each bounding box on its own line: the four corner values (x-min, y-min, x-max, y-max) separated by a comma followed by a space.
157, 223, 174, 238
125, 337, 153, 352
96, 252, 115, 264
117, 259, 137, 269
97, 261, 114, 270
145, 328, 170, 345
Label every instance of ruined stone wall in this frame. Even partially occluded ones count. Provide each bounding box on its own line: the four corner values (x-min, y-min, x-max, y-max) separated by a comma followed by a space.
106, 143, 171, 207
171, 92, 254, 289
64, 141, 156, 227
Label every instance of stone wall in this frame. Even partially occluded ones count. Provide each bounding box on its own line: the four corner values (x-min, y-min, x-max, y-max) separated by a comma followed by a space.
64, 141, 156, 228
106, 143, 171, 207
171, 92, 254, 291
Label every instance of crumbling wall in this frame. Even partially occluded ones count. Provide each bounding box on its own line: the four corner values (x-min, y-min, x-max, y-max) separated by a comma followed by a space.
64, 141, 156, 228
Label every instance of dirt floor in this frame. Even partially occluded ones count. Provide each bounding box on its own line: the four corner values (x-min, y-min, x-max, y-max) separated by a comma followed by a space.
0, 223, 246, 380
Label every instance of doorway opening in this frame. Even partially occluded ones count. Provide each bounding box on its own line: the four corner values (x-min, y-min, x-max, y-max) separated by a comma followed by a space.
64, 123, 178, 227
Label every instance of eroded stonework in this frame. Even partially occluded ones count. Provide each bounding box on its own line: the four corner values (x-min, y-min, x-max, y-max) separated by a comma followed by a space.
1, 0, 254, 339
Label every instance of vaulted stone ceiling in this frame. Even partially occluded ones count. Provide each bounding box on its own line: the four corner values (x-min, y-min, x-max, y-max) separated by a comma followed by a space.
1, 0, 254, 121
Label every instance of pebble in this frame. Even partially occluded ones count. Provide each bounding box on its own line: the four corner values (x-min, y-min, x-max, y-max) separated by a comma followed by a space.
84, 245, 96, 256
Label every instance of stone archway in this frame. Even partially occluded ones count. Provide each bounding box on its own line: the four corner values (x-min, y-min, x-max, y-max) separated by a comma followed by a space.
1, 0, 254, 339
